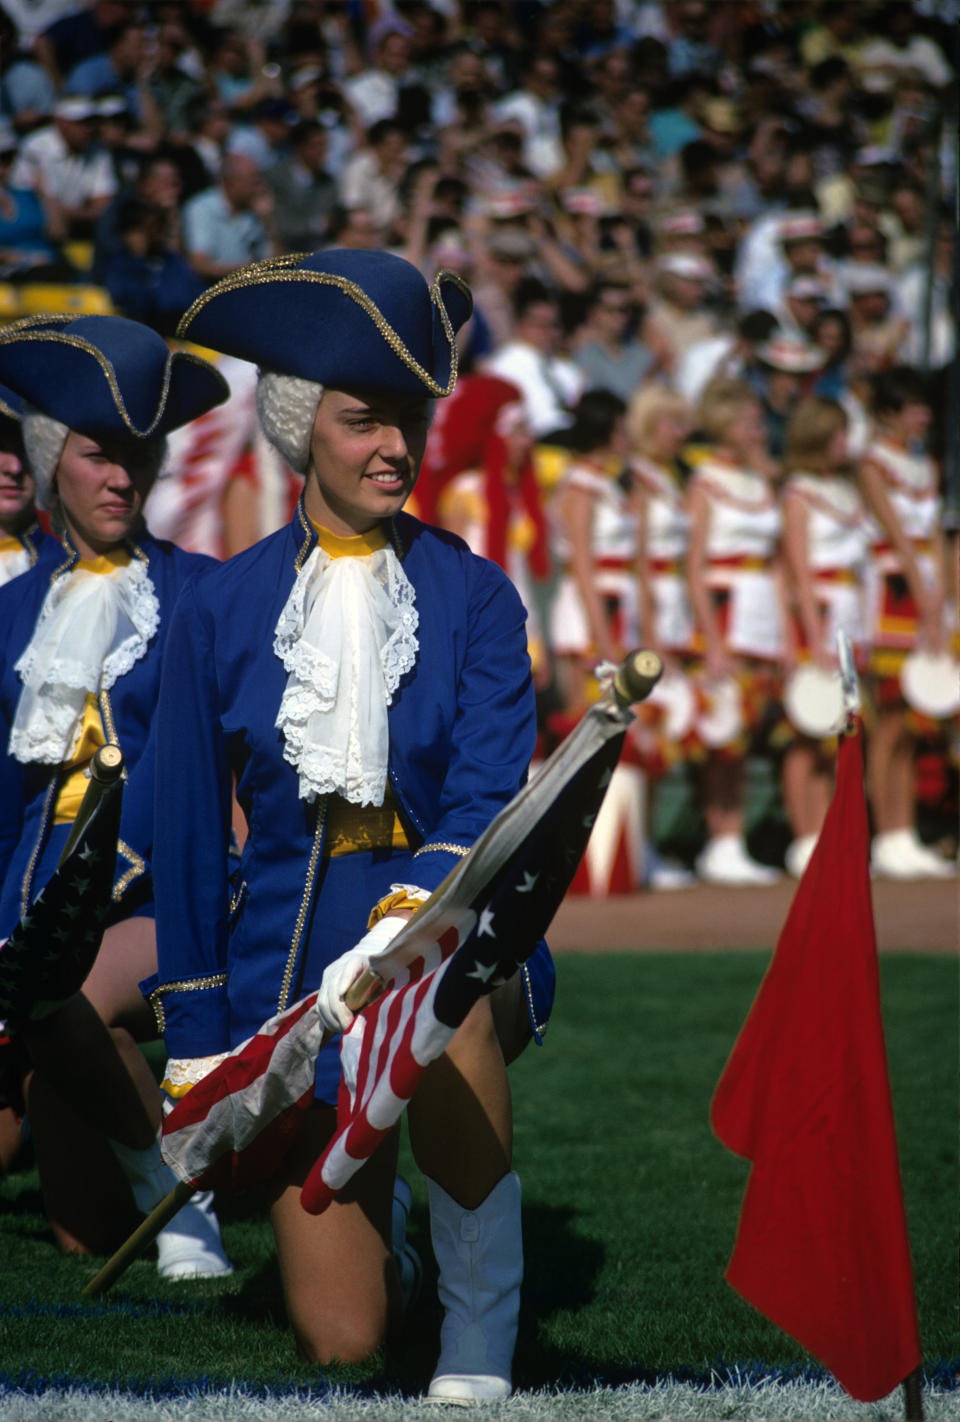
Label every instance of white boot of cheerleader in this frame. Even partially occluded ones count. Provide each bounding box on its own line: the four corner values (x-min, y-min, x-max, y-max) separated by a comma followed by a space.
426, 1170, 522, 1404
109, 1132, 233, 1280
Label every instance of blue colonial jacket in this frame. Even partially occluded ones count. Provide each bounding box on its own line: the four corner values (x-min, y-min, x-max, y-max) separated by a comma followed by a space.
0, 527, 215, 935
150, 500, 538, 1062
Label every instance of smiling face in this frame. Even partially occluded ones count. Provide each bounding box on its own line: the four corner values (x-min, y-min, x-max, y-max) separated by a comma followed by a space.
54, 430, 160, 559
304, 387, 432, 536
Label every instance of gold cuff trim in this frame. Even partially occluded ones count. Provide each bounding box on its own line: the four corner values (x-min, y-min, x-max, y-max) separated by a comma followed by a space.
413, 841, 470, 858
147, 974, 228, 1035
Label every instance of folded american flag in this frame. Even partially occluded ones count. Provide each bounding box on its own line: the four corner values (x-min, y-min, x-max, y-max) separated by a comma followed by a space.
162, 654, 660, 1207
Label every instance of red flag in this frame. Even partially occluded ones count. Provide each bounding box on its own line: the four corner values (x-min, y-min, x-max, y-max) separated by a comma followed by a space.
710, 722, 922, 1403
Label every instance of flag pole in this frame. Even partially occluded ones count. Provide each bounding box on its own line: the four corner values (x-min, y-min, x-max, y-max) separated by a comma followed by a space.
903, 1367, 924, 1420
56, 743, 124, 867
843, 623, 925, 1422
82, 1182, 195, 1298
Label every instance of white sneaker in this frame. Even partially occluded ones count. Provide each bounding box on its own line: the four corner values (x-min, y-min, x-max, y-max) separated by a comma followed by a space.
695, 835, 780, 886
872, 829, 958, 880
785, 834, 818, 879
156, 1189, 233, 1281
426, 1171, 521, 1405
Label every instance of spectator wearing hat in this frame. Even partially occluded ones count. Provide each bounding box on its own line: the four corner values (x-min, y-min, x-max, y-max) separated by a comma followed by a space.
755, 333, 826, 461
572, 279, 655, 403
467, 224, 535, 351
0, 313, 234, 1273
0, 384, 54, 587
153, 247, 555, 1400
267, 120, 337, 254
674, 307, 780, 409
484, 278, 585, 438
777, 275, 828, 341
642, 251, 720, 379
842, 263, 910, 376
10, 95, 118, 242
656, 206, 709, 258
736, 206, 834, 315
93, 93, 146, 193
182, 151, 276, 283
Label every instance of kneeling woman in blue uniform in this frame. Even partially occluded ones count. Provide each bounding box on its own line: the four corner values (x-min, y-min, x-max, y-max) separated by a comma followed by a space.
0, 314, 233, 1276
150, 250, 556, 1398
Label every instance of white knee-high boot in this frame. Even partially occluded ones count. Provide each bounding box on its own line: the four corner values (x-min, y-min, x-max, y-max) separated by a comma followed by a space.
109, 1132, 233, 1280
426, 1170, 522, 1403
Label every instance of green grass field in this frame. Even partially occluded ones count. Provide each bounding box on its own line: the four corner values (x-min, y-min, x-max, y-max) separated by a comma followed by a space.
1, 952, 956, 1402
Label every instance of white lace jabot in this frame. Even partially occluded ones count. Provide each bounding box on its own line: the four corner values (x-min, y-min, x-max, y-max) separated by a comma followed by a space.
273, 540, 418, 806
10, 556, 159, 765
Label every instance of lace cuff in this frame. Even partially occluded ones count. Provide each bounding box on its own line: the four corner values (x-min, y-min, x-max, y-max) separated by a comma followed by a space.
367, 882, 431, 928
161, 1053, 229, 1099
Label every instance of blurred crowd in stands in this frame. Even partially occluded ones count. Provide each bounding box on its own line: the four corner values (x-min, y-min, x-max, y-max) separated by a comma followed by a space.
0, 0, 956, 887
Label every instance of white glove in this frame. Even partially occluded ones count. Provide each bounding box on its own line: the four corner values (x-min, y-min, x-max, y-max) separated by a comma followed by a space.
314, 916, 408, 1034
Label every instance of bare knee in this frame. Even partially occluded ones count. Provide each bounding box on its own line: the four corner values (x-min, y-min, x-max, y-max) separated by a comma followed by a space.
288, 1294, 390, 1365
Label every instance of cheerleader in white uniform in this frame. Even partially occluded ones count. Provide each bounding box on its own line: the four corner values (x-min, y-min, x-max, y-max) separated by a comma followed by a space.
548, 390, 634, 712
780, 397, 871, 876
627, 385, 699, 888
859, 367, 954, 879
686, 377, 785, 885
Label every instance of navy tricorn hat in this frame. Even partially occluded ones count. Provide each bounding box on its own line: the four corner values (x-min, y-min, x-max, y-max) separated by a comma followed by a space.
176, 248, 474, 397
0, 381, 23, 423
0, 314, 229, 440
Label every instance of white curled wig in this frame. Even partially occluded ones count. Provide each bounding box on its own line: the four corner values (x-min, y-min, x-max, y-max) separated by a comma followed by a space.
22, 409, 69, 509
22, 407, 167, 522
256, 371, 324, 475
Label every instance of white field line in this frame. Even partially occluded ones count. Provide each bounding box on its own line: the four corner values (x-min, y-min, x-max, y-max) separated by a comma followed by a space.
1, 1377, 959, 1422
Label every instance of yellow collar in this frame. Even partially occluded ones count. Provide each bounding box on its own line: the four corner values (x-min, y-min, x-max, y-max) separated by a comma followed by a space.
310, 520, 388, 558
75, 547, 132, 574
